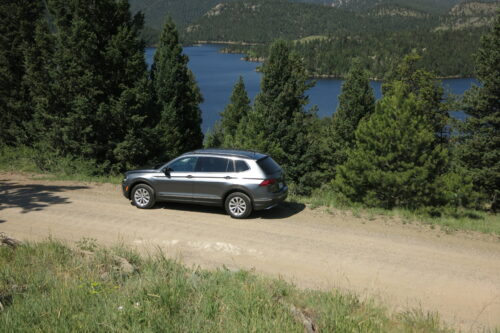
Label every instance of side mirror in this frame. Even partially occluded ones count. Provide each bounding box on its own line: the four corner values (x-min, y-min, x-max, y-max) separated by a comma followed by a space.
163, 167, 172, 177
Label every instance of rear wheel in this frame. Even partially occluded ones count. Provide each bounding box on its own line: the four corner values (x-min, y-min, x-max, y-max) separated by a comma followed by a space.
225, 192, 252, 219
132, 184, 155, 209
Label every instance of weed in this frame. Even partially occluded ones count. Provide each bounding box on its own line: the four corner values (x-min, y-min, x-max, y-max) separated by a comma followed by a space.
0, 240, 452, 332
76, 237, 98, 252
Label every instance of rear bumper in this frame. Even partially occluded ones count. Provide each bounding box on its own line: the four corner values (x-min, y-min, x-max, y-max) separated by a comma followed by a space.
253, 185, 288, 210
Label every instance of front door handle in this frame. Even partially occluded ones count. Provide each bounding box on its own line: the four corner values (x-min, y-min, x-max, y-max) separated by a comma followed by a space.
224, 176, 232, 179
187, 175, 193, 179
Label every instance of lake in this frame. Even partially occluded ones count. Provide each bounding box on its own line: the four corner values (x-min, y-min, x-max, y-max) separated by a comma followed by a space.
145, 44, 477, 132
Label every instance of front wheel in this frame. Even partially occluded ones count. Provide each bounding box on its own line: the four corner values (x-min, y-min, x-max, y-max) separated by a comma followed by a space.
132, 184, 156, 209
225, 192, 252, 219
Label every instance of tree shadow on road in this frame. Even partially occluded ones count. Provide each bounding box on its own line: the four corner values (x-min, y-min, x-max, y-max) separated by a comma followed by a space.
0, 181, 89, 214
151, 201, 305, 220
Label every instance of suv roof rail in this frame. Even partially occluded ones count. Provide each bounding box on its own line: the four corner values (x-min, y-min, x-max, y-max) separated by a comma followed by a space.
186, 149, 267, 160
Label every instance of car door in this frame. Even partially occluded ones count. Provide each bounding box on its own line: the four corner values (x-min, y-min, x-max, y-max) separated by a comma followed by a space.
191, 156, 235, 205
154, 156, 198, 202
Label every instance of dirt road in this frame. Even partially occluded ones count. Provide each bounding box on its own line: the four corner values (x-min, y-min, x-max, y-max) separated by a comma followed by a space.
1, 173, 499, 331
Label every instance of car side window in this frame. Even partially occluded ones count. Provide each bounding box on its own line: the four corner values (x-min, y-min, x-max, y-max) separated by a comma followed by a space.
168, 157, 198, 172
235, 160, 250, 172
195, 157, 232, 173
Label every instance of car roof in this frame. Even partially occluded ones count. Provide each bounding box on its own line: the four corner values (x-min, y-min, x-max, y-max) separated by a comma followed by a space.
186, 149, 267, 161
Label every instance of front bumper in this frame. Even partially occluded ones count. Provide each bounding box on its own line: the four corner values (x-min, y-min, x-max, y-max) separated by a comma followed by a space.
122, 181, 130, 199
253, 185, 288, 210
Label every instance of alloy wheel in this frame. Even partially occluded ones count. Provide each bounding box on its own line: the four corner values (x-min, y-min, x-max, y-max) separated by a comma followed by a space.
134, 188, 150, 207
228, 196, 247, 217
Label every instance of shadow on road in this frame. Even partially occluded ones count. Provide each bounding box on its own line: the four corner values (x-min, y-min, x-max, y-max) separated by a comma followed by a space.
253, 202, 305, 219
151, 201, 305, 220
0, 181, 89, 214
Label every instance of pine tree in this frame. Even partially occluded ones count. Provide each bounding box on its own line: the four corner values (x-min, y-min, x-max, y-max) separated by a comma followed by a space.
334, 83, 449, 209
31, 0, 153, 171
383, 53, 449, 140
235, 40, 316, 190
150, 18, 203, 162
204, 121, 224, 148
0, 0, 45, 145
324, 59, 375, 179
220, 76, 251, 141
205, 76, 251, 148
459, 14, 500, 211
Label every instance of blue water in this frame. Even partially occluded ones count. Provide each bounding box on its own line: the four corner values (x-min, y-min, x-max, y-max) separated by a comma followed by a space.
145, 45, 478, 132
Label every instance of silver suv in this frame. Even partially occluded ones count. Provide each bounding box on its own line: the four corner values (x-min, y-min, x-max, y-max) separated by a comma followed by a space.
122, 149, 288, 218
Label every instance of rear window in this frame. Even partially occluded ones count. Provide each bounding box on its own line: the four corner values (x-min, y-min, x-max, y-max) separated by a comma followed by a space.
235, 160, 250, 172
257, 157, 281, 175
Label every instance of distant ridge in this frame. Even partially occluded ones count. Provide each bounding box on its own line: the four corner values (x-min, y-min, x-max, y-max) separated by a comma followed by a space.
437, 1, 499, 30
129, 0, 497, 33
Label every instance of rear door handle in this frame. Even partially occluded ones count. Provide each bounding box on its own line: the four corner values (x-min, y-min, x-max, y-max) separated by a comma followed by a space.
224, 176, 232, 179
187, 175, 193, 179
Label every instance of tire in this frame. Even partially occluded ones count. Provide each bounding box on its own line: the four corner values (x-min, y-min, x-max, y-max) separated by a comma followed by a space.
225, 192, 252, 219
131, 184, 156, 209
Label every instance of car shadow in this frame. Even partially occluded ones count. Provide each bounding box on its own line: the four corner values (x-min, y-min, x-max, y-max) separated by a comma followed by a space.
151, 201, 305, 220
0, 181, 89, 214
253, 201, 305, 219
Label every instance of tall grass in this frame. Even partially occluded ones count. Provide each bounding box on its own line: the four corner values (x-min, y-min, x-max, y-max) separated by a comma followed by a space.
290, 188, 500, 236
0, 240, 451, 332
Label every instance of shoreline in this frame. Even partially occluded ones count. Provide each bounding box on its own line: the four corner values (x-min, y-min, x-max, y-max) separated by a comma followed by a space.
150, 42, 475, 81
195, 40, 262, 46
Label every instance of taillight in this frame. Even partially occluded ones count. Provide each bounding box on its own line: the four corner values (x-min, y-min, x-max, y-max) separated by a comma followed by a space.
259, 179, 277, 187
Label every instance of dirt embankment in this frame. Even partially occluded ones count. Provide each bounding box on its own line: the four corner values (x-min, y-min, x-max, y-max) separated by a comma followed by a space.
1, 173, 499, 331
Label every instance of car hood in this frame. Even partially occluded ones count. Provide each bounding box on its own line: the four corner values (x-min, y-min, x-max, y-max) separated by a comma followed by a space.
125, 169, 159, 176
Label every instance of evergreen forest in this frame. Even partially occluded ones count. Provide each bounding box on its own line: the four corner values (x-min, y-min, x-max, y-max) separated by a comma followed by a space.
0, 0, 499, 216
185, 0, 499, 78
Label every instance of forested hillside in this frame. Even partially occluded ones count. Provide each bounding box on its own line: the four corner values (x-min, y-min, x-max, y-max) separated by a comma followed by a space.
129, 0, 486, 36
129, 0, 241, 29
184, 0, 440, 43
437, 1, 499, 30
186, 0, 498, 78
128, 0, 240, 43
332, 0, 463, 13
223, 28, 484, 78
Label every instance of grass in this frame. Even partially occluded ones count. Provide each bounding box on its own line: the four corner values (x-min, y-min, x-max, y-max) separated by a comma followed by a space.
0, 145, 122, 184
0, 240, 452, 332
290, 188, 500, 236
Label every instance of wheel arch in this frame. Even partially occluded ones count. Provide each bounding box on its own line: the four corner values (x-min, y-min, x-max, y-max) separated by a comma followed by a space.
128, 179, 155, 199
223, 187, 254, 207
